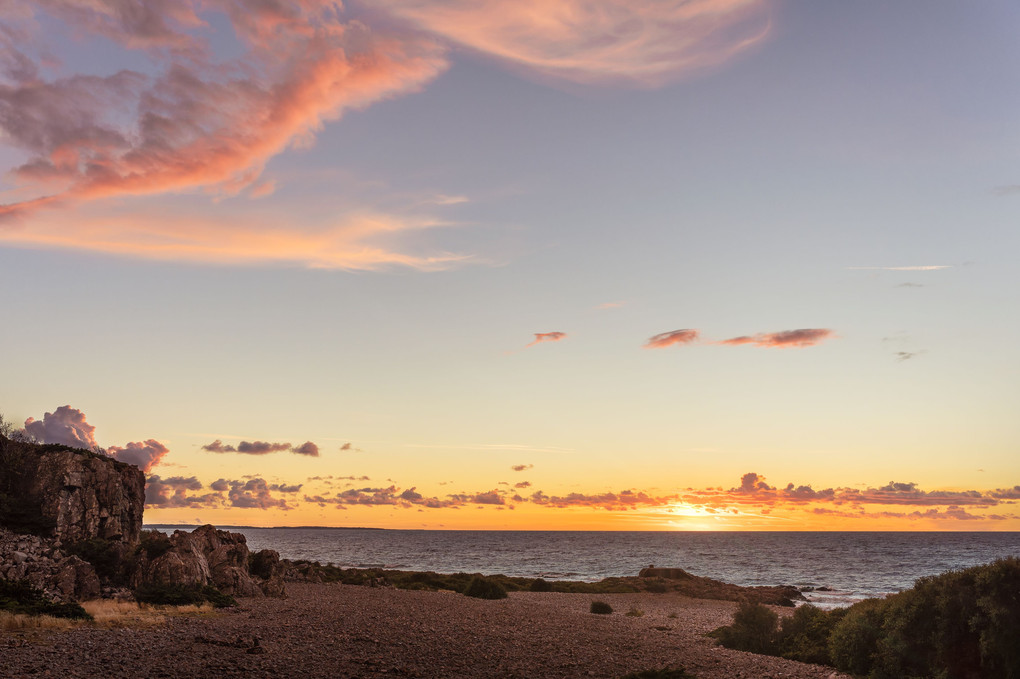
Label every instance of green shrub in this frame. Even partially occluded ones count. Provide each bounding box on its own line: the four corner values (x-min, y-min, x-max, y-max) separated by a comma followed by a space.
137, 530, 173, 561
67, 538, 127, 584
777, 604, 843, 666
529, 577, 552, 592
644, 579, 669, 594
133, 584, 236, 608
708, 601, 779, 655
620, 669, 697, 679
590, 600, 613, 614
0, 579, 92, 620
462, 576, 508, 600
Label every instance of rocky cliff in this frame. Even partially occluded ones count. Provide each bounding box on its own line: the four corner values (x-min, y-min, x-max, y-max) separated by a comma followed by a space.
0, 436, 145, 545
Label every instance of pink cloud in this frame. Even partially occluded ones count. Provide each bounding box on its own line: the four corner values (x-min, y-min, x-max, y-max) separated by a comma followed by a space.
373, 0, 771, 87
107, 439, 170, 473
145, 475, 219, 508
23, 405, 98, 450
0, 2, 454, 269
719, 328, 834, 348
644, 329, 699, 349
292, 441, 320, 457
526, 332, 567, 348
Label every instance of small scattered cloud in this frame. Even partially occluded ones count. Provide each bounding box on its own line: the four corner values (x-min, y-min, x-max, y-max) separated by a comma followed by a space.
719, 328, 834, 348
511, 464, 533, 472
894, 351, 923, 362
515, 481, 532, 489
202, 439, 322, 456
426, 194, 470, 205
145, 475, 218, 508
644, 329, 699, 349
292, 441, 320, 457
525, 332, 567, 348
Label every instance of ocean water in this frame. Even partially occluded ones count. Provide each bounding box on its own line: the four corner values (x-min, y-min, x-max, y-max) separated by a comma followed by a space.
150, 527, 1020, 608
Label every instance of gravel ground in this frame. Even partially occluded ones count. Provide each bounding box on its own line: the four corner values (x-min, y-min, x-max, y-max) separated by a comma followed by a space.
0, 583, 848, 679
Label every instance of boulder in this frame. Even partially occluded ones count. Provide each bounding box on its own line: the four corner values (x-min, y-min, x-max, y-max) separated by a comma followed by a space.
133, 525, 285, 598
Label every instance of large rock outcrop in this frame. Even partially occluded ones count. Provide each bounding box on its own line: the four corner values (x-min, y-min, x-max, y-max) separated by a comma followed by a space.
0, 437, 145, 545
133, 525, 285, 598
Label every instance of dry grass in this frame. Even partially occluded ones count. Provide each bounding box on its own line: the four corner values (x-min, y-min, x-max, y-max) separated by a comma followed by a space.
1, 600, 218, 632
1, 611, 77, 631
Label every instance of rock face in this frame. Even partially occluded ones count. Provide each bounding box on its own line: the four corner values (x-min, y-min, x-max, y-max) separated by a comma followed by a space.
0, 528, 101, 601
1, 438, 145, 545
133, 525, 285, 598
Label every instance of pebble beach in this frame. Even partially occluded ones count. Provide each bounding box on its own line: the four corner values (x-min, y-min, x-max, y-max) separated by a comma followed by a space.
1, 583, 847, 679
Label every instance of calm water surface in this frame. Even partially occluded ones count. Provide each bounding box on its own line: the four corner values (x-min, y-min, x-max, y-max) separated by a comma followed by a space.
149, 528, 1020, 608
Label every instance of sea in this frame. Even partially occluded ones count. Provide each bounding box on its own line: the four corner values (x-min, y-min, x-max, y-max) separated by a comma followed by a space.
148, 527, 1020, 609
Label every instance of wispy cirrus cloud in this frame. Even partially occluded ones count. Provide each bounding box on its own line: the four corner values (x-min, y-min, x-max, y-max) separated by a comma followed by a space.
525, 332, 567, 348
371, 0, 772, 87
0, 1, 457, 269
719, 328, 834, 348
644, 329, 699, 349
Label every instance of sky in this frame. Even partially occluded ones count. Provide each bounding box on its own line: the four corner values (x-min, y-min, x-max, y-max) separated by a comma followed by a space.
1, 0, 1018, 531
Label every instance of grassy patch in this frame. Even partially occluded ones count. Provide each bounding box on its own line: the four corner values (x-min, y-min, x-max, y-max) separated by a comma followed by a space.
625, 606, 645, 617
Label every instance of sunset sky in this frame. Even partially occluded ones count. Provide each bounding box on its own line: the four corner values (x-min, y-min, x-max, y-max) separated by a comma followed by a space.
2, 0, 1019, 530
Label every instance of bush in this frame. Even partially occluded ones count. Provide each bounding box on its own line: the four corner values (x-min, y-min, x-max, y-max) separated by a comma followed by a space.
626, 606, 645, 617
462, 576, 508, 600
645, 579, 669, 594
529, 577, 552, 592
137, 530, 173, 561
67, 538, 128, 585
590, 600, 613, 615
0, 579, 92, 620
777, 604, 843, 666
133, 584, 236, 608
708, 601, 779, 655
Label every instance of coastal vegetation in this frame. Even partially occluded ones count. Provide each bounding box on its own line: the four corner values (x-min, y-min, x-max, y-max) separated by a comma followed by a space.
590, 600, 613, 614
709, 557, 1020, 678
0, 579, 91, 620
463, 575, 508, 599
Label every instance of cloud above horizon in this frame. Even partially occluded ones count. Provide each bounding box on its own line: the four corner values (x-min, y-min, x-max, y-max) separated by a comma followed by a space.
202, 439, 321, 456
526, 332, 567, 348
107, 439, 170, 473
23, 405, 169, 472
719, 328, 834, 348
644, 329, 700, 349
0, 1, 456, 269
0, 0, 773, 269
372, 0, 771, 87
